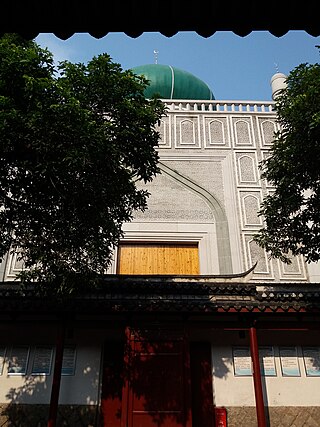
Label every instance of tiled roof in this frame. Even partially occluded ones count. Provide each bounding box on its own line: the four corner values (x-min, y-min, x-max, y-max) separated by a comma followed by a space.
1, 276, 320, 314
1, 0, 319, 40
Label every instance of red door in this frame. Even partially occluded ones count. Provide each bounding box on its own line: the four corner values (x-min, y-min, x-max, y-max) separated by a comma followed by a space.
123, 329, 192, 427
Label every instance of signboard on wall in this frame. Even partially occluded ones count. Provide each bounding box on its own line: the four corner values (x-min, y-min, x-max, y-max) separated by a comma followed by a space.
233, 346, 277, 377
259, 346, 277, 376
279, 346, 300, 377
233, 347, 252, 376
302, 347, 320, 377
7, 346, 30, 375
62, 346, 76, 376
32, 346, 53, 375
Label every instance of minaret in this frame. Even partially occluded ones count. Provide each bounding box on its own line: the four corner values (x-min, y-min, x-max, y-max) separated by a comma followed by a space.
270, 72, 287, 100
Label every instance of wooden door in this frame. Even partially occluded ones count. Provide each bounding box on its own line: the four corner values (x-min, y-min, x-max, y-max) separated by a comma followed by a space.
100, 336, 215, 427
117, 243, 199, 275
123, 329, 192, 427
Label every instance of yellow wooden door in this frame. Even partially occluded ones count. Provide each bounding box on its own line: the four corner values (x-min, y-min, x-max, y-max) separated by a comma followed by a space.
117, 243, 199, 275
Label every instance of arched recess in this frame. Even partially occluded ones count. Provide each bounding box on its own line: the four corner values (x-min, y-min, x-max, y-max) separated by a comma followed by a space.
159, 162, 233, 274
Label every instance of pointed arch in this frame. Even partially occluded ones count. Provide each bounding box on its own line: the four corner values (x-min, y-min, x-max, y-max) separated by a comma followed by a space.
159, 162, 233, 274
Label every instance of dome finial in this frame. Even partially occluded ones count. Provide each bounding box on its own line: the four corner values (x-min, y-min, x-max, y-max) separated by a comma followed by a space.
153, 50, 159, 64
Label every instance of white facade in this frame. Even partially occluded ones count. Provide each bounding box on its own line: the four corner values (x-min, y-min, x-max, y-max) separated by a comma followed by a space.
3, 98, 319, 282
118, 99, 319, 282
1, 94, 320, 427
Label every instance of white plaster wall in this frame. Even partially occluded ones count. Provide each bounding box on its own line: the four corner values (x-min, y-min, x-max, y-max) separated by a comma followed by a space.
0, 347, 53, 404
0, 326, 103, 406
59, 345, 101, 405
306, 261, 320, 282
0, 345, 101, 405
212, 344, 256, 406
2, 327, 320, 407
212, 331, 320, 407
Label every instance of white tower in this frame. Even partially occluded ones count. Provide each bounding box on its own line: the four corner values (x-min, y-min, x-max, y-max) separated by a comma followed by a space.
271, 72, 287, 100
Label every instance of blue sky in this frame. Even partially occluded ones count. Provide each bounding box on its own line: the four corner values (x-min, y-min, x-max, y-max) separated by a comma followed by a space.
35, 31, 320, 101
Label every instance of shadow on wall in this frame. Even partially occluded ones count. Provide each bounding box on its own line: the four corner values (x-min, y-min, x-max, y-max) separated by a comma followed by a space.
1, 369, 98, 426
0, 331, 234, 427
2, 376, 50, 426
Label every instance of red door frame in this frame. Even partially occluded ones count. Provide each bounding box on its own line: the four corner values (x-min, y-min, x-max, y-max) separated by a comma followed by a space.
190, 342, 214, 427
121, 326, 193, 427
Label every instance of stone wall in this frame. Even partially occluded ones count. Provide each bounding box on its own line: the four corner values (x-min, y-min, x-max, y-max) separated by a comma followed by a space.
2, 404, 320, 426
0, 404, 97, 427
226, 406, 320, 427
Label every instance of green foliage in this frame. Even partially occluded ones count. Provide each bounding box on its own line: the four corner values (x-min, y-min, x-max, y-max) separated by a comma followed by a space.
0, 34, 165, 293
254, 47, 320, 263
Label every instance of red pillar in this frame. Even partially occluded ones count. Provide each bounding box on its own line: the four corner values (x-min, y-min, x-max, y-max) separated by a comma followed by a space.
48, 321, 66, 427
249, 326, 267, 427
120, 326, 131, 427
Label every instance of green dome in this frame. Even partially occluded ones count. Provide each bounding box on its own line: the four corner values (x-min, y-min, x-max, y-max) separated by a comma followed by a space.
131, 64, 214, 100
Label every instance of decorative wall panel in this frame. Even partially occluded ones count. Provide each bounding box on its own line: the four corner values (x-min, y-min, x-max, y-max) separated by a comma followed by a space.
278, 255, 307, 280
258, 118, 278, 147
260, 151, 274, 188
240, 192, 263, 227
236, 153, 258, 185
203, 117, 229, 147
157, 117, 172, 148
175, 115, 200, 148
244, 234, 272, 276
232, 117, 254, 147
5, 253, 25, 280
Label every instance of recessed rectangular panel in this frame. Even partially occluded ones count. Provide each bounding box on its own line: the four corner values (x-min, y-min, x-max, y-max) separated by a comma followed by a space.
117, 243, 199, 275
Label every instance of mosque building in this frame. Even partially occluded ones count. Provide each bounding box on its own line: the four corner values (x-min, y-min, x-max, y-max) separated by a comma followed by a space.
1, 63, 320, 427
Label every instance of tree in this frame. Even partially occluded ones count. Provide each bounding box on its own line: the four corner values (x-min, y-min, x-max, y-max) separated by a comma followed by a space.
0, 34, 165, 292
254, 47, 320, 264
